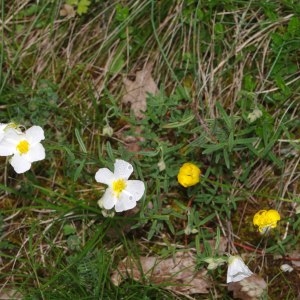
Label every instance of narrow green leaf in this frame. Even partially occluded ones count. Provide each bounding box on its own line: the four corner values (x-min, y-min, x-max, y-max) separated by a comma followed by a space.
223, 148, 230, 169
75, 128, 87, 154
162, 114, 194, 128
202, 143, 226, 154
216, 102, 232, 130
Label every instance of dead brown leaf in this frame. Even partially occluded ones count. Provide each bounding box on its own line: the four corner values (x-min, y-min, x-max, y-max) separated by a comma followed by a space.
59, 4, 76, 18
206, 236, 228, 255
288, 251, 300, 269
228, 274, 267, 300
122, 61, 158, 118
111, 251, 210, 295
0, 289, 23, 300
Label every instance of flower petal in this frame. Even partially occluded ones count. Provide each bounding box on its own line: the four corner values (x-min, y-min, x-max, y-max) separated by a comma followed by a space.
0, 124, 7, 141
101, 188, 117, 210
97, 198, 104, 209
115, 194, 137, 212
10, 154, 32, 174
26, 126, 45, 144
25, 143, 45, 162
0, 141, 16, 155
124, 180, 145, 201
95, 168, 115, 185
113, 159, 133, 179
0, 129, 21, 156
227, 256, 253, 283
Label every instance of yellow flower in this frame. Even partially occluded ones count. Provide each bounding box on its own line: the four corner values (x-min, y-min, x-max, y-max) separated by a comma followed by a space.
253, 209, 280, 233
177, 162, 201, 187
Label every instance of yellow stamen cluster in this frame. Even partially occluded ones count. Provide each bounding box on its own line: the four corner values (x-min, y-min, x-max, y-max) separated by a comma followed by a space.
112, 179, 127, 198
16, 140, 30, 154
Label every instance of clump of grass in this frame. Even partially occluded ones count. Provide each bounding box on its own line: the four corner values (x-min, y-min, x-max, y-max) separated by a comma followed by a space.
1, 0, 300, 299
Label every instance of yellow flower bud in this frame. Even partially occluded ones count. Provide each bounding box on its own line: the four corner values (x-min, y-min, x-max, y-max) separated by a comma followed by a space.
177, 162, 201, 188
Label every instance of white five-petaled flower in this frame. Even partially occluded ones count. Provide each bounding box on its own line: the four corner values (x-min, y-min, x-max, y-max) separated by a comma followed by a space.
95, 159, 145, 213
0, 125, 45, 174
227, 255, 253, 283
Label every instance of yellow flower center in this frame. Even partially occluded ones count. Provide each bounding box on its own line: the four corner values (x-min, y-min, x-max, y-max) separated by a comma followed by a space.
112, 179, 127, 198
16, 140, 30, 154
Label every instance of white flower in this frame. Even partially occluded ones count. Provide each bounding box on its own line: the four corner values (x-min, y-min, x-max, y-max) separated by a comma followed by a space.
0, 125, 45, 174
227, 256, 253, 283
280, 264, 293, 273
95, 159, 145, 212
247, 108, 263, 123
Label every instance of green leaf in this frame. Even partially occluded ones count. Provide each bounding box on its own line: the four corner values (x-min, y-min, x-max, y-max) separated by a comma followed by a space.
287, 16, 300, 37
274, 75, 290, 95
243, 74, 256, 92
214, 23, 224, 39
216, 102, 232, 130
228, 131, 234, 152
66, 0, 78, 5
74, 158, 86, 181
197, 213, 216, 226
105, 141, 115, 161
63, 225, 76, 236
223, 148, 230, 169
109, 54, 125, 74
67, 235, 81, 251
77, 0, 91, 15
75, 128, 87, 153
115, 4, 129, 22
202, 143, 226, 154
162, 114, 194, 128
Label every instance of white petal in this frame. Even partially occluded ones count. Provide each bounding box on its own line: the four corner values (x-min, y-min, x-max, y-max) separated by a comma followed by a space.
97, 198, 104, 209
10, 154, 32, 174
227, 256, 253, 283
26, 126, 45, 144
95, 168, 115, 185
101, 188, 117, 210
113, 159, 133, 179
0, 141, 16, 155
0, 129, 22, 155
124, 180, 145, 201
25, 143, 45, 162
115, 195, 137, 212
0, 124, 7, 141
